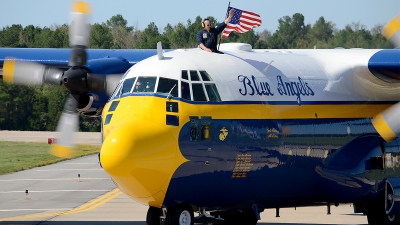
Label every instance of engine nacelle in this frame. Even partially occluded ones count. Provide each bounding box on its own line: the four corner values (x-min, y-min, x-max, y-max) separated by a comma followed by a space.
77, 93, 108, 117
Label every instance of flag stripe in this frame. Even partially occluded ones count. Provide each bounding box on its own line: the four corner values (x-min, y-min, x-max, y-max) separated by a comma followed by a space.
242, 10, 259, 17
222, 7, 262, 39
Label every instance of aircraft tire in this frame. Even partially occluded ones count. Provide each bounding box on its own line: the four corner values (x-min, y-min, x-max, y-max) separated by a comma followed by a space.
165, 203, 194, 225
146, 206, 162, 225
366, 195, 399, 225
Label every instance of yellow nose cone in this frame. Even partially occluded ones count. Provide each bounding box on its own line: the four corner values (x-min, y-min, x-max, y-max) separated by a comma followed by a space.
100, 119, 187, 207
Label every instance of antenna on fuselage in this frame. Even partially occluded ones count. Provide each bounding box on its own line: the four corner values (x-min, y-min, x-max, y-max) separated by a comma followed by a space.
167, 84, 177, 100
263, 60, 274, 73
157, 41, 164, 60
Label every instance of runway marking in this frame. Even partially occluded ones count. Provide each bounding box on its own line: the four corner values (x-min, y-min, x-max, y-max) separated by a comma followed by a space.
35, 169, 103, 171
0, 178, 110, 182
0, 208, 71, 212
0, 189, 111, 194
0, 188, 122, 221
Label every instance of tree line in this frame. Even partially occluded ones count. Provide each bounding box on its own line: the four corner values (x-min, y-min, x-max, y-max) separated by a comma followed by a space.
0, 13, 394, 132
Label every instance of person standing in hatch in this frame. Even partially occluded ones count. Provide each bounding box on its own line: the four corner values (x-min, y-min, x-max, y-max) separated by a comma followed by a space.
197, 8, 234, 53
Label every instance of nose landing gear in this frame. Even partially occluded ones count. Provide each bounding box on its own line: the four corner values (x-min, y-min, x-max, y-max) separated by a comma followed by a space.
367, 188, 399, 225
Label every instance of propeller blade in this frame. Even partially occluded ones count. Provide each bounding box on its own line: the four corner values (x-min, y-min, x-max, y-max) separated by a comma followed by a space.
51, 2, 92, 157
69, 1, 91, 47
3, 58, 62, 86
50, 94, 79, 158
372, 102, 400, 142
69, 1, 91, 67
383, 14, 400, 47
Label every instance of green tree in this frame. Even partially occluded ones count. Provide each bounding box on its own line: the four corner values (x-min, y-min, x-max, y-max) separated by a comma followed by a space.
307, 17, 334, 48
27, 87, 49, 131
43, 85, 68, 131
237, 30, 259, 47
34, 27, 55, 48
267, 13, 307, 49
137, 22, 169, 49
169, 22, 189, 48
21, 25, 41, 48
0, 24, 24, 47
0, 81, 35, 130
90, 23, 113, 49
370, 24, 392, 48
106, 14, 134, 32
186, 16, 203, 48
254, 30, 271, 49
105, 15, 137, 49
52, 24, 69, 48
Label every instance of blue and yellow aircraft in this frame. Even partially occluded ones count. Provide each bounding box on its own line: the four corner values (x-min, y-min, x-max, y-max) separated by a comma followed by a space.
1, 2, 400, 225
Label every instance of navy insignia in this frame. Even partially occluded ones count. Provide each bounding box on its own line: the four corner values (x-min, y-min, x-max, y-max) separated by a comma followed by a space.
203, 33, 207, 39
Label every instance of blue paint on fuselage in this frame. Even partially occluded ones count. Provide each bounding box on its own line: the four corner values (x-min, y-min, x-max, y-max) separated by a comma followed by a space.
163, 117, 400, 210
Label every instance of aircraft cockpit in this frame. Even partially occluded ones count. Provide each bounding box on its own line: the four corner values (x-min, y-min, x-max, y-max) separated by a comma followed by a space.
110, 70, 222, 102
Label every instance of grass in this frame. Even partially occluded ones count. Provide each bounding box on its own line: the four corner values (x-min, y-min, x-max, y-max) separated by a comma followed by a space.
0, 141, 100, 175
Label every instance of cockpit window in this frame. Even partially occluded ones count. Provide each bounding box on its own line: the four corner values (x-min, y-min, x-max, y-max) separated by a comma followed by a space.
205, 84, 221, 102
181, 70, 189, 80
121, 68, 131, 80
134, 77, 157, 92
199, 71, 212, 81
190, 70, 200, 81
181, 81, 191, 100
192, 83, 207, 101
110, 81, 123, 99
179, 70, 222, 102
121, 77, 136, 95
157, 78, 178, 97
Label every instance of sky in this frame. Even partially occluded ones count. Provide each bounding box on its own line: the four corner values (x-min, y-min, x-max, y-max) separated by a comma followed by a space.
1, 0, 399, 33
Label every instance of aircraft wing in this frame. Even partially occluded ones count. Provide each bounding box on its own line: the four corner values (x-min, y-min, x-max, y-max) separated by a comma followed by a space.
0, 48, 158, 69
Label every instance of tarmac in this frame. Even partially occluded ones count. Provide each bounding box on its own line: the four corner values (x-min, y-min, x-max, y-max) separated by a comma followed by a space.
0, 131, 369, 225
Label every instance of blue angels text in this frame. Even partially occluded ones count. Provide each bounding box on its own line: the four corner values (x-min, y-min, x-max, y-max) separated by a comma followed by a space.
238, 75, 314, 104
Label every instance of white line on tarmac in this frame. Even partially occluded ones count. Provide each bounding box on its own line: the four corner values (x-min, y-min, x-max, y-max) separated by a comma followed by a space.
0, 190, 111, 194
63, 163, 98, 165
35, 169, 103, 171
0, 208, 72, 212
0, 178, 110, 182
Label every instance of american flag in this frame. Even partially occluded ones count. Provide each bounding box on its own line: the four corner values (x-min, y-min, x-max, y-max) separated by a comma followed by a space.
222, 7, 262, 39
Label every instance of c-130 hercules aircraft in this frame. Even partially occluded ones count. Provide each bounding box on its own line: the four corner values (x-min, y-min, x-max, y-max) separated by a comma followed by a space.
0, 1, 399, 225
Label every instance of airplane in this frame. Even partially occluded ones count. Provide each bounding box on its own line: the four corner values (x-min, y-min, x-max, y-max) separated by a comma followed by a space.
0, 1, 399, 225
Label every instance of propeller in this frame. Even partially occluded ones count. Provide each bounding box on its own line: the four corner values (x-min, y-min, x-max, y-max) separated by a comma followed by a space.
372, 13, 400, 142
382, 14, 400, 48
3, 1, 94, 158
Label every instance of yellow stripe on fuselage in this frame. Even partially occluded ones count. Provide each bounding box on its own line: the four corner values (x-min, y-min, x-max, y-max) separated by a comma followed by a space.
103, 97, 392, 122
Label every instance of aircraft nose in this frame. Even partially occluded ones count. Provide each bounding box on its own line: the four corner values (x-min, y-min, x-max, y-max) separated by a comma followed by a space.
100, 119, 187, 207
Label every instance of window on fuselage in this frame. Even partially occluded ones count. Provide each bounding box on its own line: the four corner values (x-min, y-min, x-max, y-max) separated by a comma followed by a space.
181, 81, 191, 100
199, 71, 212, 81
190, 70, 200, 81
205, 84, 221, 102
110, 81, 123, 99
192, 83, 207, 101
134, 77, 157, 93
181, 70, 189, 80
180, 70, 222, 102
121, 77, 136, 95
157, 78, 178, 97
